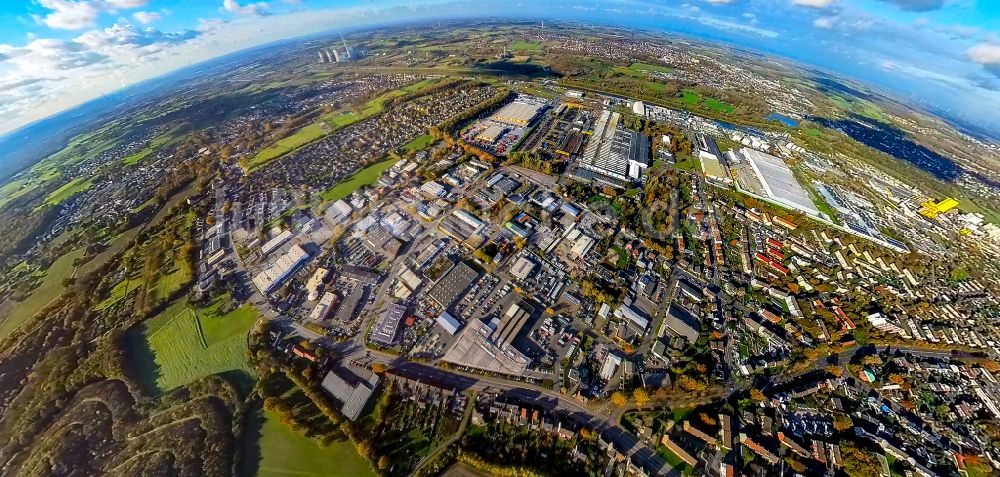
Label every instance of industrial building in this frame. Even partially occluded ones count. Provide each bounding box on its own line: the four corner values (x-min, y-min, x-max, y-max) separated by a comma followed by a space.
252, 244, 309, 294
491, 302, 534, 350
309, 292, 338, 322
438, 209, 486, 248
491, 99, 545, 126
919, 197, 959, 218
575, 110, 650, 187
740, 148, 821, 217
663, 304, 700, 343
427, 262, 479, 308
320, 369, 377, 421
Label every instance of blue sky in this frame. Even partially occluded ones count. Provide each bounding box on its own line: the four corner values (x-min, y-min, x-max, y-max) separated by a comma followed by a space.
0, 0, 998, 136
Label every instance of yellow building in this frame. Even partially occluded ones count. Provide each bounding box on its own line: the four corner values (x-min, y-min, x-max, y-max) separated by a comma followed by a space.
920, 197, 959, 218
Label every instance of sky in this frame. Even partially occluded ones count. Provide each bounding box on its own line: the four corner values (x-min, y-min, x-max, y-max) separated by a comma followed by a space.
0, 0, 998, 137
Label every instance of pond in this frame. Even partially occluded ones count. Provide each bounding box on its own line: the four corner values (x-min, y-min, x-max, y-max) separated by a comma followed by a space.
767, 113, 799, 127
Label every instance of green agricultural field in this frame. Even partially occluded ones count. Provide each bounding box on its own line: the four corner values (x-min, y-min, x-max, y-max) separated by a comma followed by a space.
512, 40, 542, 51
0, 248, 83, 338
42, 177, 94, 207
319, 158, 396, 202
403, 134, 434, 152
133, 297, 260, 393
248, 409, 375, 477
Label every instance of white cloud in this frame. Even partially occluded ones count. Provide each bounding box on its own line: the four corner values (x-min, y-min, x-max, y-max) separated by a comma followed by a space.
133, 11, 161, 24
813, 16, 836, 29
967, 43, 1000, 66
37, 0, 101, 30
222, 0, 271, 16
702, 0, 735, 4
36, 0, 151, 30
792, 0, 836, 7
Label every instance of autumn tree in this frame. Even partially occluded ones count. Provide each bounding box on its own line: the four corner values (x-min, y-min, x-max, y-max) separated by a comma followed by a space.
633, 388, 649, 407
378, 456, 391, 470
611, 391, 627, 407
372, 362, 387, 374
750, 389, 767, 402
356, 441, 372, 457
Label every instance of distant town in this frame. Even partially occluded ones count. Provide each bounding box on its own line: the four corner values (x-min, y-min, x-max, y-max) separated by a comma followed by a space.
0, 20, 997, 477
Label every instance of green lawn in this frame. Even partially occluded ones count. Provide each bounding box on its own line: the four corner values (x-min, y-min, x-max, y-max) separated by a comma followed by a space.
319, 158, 396, 202
656, 445, 694, 475
512, 40, 542, 51
134, 296, 260, 392
250, 409, 374, 477
0, 248, 83, 338
402, 134, 434, 152
42, 177, 94, 207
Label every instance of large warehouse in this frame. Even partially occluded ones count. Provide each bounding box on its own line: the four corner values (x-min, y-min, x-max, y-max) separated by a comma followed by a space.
741, 148, 820, 216
575, 110, 650, 187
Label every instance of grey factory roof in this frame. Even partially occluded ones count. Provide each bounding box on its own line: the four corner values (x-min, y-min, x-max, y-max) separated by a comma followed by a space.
427, 262, 479, 308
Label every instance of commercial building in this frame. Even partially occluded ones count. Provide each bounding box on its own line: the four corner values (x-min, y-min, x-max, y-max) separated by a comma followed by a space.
371, 303, 406, 345
741, 148, 821, 217
510, 255, 538, 280
309, 292, 338, 322
252, 244, 309, 294
477, 123, 508, 143
305, 268, 329, 301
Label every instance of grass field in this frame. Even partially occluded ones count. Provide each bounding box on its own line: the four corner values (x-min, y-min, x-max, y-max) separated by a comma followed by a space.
680, 89, 734, 114
133, 296, 260, 393
244, 122, 330, 172
0, 248, 82, 338
512, 40, 542, 51
319, 158, 396, 202
402, 134, 434, 152
248, 408, 374, 477
42, 177, 94, 207
629, 62, 672, 74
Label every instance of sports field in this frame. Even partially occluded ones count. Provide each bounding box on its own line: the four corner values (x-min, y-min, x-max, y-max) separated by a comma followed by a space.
319, 157, 396, 202
0, 248, 83, 338
133, 296, 260, 392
